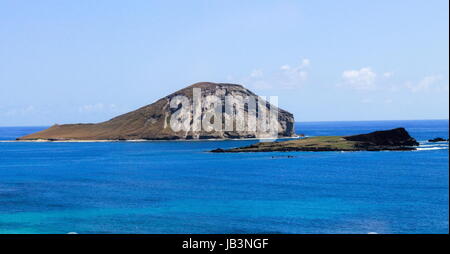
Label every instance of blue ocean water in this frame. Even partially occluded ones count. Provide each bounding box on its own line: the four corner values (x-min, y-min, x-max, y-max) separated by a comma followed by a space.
0, 120, 448, 234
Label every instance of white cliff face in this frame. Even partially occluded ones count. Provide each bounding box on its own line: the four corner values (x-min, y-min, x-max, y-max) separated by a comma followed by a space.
162, 83, 295, 140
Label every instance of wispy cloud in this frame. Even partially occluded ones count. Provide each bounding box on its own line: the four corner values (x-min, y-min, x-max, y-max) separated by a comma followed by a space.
78, 103, 118, 113
228, 58, 310, 90
279, 58, 310, 88
340, 67, 377, 91
4, 105, 36, 117
405, 75, 446, 93
383, 72, 394, 78
250, 69, 263, 78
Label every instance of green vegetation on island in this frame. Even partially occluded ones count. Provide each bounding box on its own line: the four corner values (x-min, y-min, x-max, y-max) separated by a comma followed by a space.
211, 128, 420, 152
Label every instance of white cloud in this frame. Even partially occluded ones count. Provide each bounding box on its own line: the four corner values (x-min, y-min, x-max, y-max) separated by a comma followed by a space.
78, 103, 118, 113
341, 67, 377, 90
250, 69, 263, 78
405, 75, 445, 92
301, 58, 310, 67
280, 65, 290, 71
279, 58, 310, 82
231, 58, 311, 90
383, 72, 394, 78
4, 105, 36, 116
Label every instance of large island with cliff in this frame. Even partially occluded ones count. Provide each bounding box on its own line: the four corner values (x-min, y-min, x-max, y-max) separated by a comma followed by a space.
17, 82, 295, 141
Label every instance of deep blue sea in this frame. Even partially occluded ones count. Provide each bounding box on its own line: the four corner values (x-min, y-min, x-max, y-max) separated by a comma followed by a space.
0, 120, 448, 234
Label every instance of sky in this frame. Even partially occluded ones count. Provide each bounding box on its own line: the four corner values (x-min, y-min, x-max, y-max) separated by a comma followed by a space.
0, 0, 448, 126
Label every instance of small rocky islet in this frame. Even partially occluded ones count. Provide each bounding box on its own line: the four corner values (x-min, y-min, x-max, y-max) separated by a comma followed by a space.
210, 128, 420, 152
428, 137, 449, 143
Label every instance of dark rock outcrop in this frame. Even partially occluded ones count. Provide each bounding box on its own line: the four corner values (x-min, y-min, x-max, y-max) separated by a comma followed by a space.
428, 137, 448, 142
211, 128, 419, 153
344, 128, 419, 147
210, 148, 226, 153
18, 82, 295, 141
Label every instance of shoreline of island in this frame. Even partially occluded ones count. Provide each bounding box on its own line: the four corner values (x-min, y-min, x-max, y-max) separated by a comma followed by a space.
0, 136, 301, 143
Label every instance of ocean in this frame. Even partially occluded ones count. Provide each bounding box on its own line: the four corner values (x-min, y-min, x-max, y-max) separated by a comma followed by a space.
0, 120, 448, 234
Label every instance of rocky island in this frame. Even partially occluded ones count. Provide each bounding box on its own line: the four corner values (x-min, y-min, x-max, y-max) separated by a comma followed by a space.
17, 82, 295, 141
428, 137, 448, 142
211, 128, 420, 152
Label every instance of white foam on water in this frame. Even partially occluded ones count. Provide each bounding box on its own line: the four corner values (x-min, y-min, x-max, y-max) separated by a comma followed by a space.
420, 144, 448, 147
416, 147, 448, 151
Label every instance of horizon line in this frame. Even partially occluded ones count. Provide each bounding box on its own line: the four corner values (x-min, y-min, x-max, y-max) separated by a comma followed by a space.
0, 118, 448, 128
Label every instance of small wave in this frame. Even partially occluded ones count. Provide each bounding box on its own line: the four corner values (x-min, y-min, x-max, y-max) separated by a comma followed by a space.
420, 144, 448, 147
419, 140, 448, 144
416, 147, 448, 151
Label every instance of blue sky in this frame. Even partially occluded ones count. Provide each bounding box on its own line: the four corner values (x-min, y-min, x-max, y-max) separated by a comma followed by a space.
0, 0, 448, 126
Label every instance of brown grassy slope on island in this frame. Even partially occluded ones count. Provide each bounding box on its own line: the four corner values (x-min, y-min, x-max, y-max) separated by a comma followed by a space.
211, 128, 420, 152
17, 82, 295, 141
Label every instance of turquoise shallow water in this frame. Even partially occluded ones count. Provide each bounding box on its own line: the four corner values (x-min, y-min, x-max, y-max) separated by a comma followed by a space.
0, 120, 448, 233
